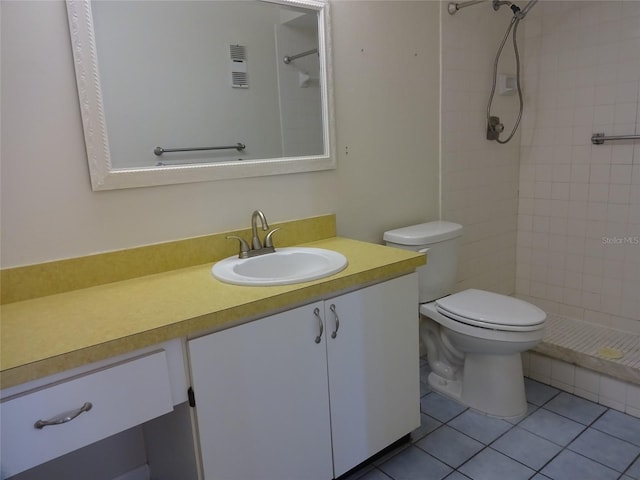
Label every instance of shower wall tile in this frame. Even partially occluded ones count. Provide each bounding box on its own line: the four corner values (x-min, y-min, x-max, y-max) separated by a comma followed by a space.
628, 384, 640, 412
516, 1, 640, 333
551, 359, 576, 393
575, 366, 601, 402
599, 376, 628, 411
522, 352, 640, 418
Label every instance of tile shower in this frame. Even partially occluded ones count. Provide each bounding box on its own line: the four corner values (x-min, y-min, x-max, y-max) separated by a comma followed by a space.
441, 0, 639, 409
515, 0, 640, 335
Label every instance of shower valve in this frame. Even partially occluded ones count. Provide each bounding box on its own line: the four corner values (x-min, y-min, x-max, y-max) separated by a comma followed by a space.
487, 116, 504, 140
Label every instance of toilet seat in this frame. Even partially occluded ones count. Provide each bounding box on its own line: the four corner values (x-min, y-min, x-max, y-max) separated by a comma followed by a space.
435, 289, 545, 332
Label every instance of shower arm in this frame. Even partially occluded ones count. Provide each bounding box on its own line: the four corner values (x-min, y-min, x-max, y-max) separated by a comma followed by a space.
447, 0, 487, 15
448, 0, 535, 16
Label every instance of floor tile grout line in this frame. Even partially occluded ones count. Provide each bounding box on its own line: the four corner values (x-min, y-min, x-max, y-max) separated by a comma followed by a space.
421, 394, 612, 477
416, 370, 640, 480
371, 467, 394, 480
463, 411, 637, 478
585, 406, 640, 450
516, 415, 588, 449
444, 433, 618, 480
420, 391, 470, 424
536, 405, 593, 427
620, 451, 640, 479
531, 443, 566, 478
404, 396, 540, 477
527, 402, 616, 472
448, 413, 635, 479
439, 408, 542, 477
541, 408, 607, 426
484, 445, 538, 475
564, 442, 638, 476
412, 423, 483, 471
413, 442, 460, 472
419, 385, 554, 475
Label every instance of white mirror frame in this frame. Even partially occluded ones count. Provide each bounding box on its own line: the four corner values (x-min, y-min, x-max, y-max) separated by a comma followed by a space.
66, 0, 335, 191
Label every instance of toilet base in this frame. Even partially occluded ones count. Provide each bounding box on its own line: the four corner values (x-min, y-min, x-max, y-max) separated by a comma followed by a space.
427, 352, 527, 419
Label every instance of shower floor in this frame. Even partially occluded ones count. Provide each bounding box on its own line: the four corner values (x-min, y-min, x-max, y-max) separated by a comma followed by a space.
534, 314, 640, 385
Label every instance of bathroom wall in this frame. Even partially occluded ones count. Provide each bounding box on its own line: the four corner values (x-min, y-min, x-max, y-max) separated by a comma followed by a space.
0, 0, 440, 268
515, 1, 640, 334
331, 1, 440, 242
440, 4, 522, 295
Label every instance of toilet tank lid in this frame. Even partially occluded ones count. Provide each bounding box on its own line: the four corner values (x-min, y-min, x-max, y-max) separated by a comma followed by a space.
383, 221, 463, 245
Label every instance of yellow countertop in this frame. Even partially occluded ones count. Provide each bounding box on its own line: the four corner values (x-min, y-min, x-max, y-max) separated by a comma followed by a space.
0, 237, 424, 390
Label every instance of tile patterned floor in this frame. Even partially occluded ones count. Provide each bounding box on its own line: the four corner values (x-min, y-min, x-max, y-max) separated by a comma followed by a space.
343, 357, 640, 480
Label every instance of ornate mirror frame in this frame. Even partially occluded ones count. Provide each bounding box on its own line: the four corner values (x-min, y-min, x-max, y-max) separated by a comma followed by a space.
66, 0, 335, 190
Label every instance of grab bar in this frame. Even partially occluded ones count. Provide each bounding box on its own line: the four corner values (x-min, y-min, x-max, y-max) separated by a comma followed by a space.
154, 143, 246, 156
283, 48, 318, 64
591, 133, 640, 145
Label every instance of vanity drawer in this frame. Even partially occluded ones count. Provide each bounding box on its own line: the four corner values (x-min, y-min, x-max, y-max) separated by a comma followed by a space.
1, 350, 174, 478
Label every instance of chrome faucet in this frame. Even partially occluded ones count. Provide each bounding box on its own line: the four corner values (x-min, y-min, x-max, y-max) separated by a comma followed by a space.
227, 210, 279, 258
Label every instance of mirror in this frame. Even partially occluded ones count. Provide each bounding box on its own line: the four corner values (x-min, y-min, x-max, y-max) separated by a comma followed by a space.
66, 0, 335, 190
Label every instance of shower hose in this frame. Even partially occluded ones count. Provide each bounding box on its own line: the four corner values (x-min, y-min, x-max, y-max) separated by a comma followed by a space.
487, 14, 524, 144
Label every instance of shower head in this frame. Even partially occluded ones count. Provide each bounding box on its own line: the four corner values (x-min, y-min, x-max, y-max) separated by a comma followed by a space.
447, 0, 537, 17
518, 0, 538, 18
492, 0, 514, 12
504, 0, 538, 19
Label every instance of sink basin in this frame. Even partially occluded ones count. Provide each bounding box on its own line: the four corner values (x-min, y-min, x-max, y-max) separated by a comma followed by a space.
212, 247, 348, 286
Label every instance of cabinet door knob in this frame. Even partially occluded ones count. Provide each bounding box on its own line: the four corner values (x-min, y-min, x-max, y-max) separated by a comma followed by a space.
330, 304, 340, 339
34, 402, 93, 429
313, 307, 323, 344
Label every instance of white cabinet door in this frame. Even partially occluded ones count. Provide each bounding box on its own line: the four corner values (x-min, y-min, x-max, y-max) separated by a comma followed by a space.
326, 273, 420, 477
188, 302, 333, 480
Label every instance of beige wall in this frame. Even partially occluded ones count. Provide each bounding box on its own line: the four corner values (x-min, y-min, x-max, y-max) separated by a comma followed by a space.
0, 0, 440, 268
332, 1, 440, 241
440, 3, 521, 295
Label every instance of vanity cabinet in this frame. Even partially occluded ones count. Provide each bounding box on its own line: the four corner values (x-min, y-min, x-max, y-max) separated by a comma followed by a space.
1, 351, 175, 479
326, 273, 420, 476
188, 273, 420, 480
0, 339, 198, 480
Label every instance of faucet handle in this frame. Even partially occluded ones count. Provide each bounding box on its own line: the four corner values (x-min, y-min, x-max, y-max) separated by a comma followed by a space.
264, 228, 280, 249
226, 235, 250, 259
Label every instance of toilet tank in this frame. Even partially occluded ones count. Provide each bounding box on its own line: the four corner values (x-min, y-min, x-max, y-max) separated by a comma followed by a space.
383, 221, 463, 303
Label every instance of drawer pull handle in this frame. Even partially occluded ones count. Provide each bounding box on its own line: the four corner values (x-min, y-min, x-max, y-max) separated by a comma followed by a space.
330, 304, 340, 339
34, 402, 93, 429
313, 307, 323, 344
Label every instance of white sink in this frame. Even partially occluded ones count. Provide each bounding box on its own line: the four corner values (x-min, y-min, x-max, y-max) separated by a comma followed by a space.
212, 247, 348, 286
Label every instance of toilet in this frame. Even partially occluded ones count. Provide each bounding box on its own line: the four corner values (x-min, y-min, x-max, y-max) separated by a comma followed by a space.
384, 221, 545, 418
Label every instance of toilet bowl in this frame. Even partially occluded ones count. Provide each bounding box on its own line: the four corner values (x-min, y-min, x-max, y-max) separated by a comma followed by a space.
383, 222, 546, 418
420, 289, 544, 418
